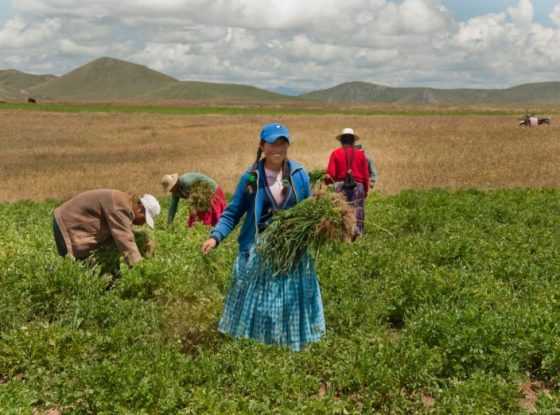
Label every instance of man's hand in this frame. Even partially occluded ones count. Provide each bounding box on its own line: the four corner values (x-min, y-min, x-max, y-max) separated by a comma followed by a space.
144, 239, 156, 258
202, 238, 217, 255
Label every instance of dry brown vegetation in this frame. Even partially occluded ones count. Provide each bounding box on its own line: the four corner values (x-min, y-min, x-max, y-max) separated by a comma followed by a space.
1, 109, 559, 202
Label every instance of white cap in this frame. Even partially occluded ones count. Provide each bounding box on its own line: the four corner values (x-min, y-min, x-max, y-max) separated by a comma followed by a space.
139, 194, 161, 229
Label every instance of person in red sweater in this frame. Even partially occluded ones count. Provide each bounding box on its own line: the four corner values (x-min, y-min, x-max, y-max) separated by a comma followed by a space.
325, 128, 371, 238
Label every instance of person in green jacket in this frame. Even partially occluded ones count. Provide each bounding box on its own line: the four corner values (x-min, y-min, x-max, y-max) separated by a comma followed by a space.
161, 172, 226, 227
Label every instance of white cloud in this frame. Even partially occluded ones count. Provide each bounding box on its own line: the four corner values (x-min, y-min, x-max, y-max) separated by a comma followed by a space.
0, 15, 60, 48
58, 39, 107, 56
507, 0, 534, 26
1, 0, 560, 91
399, 0, 448, 34
454, 14, 507, 52
551, 3, 560, 26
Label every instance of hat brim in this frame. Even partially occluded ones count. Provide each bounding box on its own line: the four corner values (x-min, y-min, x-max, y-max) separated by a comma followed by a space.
336, 133, 360, 141
162, 174, 179, 193
144, 211, 154, 229
262, 135, 290, 144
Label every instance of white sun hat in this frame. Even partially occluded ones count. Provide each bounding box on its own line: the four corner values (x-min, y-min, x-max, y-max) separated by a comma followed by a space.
139, 194, 161, 228
336, 127, 360, 141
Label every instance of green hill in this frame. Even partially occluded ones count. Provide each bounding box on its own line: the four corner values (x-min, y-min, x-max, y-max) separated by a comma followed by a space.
0, 70, 56, 100
300, 81, 560, 105
3, 56, 560, 104
26, 57, 286, 102
147, 80, 289, 102
29, 57, 177, 100
497, 82, 560, 104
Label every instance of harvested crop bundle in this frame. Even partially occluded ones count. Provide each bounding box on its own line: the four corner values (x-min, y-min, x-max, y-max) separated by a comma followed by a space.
187, 181, 214, 212
256, 190, 355, 275
89, 229, 156, 275
308, 169, 327, 186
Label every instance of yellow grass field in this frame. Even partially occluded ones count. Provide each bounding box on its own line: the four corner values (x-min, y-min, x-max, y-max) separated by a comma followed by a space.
1, 109, 559, 201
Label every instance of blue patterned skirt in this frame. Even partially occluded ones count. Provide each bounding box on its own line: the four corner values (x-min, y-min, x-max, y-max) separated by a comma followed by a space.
218, 246, 326, 351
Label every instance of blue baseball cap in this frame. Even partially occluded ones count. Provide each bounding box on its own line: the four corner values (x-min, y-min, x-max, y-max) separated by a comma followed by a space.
260, 123, 290, 144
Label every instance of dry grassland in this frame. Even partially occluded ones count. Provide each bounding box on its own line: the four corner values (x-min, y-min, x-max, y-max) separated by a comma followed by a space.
1, 109, 559, 202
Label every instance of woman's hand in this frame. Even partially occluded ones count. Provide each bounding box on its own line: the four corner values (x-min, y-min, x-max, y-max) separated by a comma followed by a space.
202, 238, 217, 255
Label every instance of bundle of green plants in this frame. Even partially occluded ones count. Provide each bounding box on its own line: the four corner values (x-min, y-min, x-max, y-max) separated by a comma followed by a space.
186, 181, 214, 212
308, 169, 327, 186
256, 190, 356, 275
88, 229, 156, 275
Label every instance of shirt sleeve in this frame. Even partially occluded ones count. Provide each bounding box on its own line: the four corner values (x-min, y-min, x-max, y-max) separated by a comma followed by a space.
369, 156, 378, 182
167, 194, 180, 225
103, 206, 142, 266
359, 152, 370, 195
210, 173, 250, 242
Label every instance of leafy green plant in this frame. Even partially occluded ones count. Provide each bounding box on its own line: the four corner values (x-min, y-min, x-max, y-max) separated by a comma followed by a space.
1, 189, 559, 413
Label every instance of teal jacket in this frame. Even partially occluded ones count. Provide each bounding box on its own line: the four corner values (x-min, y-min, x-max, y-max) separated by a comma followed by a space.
167, 173, 217, 224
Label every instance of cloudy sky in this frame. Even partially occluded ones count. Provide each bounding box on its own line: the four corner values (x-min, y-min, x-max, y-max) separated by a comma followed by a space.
1, 0, 560, 93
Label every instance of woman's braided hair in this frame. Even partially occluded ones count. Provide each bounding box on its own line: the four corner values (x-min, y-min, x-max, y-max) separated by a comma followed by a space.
281, 156, 291, 197
246, 145, 262, 193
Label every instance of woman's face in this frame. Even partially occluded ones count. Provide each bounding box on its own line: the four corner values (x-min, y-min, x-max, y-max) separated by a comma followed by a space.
262, 139, 289, 164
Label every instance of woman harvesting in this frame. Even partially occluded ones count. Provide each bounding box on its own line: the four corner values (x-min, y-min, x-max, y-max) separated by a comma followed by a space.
161, 172, 226, 228
202, 123, 325, 351
325, 127, 370, 238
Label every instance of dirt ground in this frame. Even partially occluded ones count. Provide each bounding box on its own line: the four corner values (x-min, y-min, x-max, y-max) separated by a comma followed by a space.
1, 109, 559, 201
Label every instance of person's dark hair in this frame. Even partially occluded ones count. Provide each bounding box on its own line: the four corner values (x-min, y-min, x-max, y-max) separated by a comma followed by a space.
253, 146, 263, 170
340, 134, 355, 146
246, 142, 263, 193
281, 160, 291, 197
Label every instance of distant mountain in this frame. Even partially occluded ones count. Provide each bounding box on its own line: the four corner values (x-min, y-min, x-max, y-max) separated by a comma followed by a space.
2, 57, 560, 104
20, 57, 287, 102
299, 81, 560, 105
496, 82, 560, 104
146, 80, 288, 101
29, 57, 177, 100
0, 70, 56, 99
270, 86, 305, 96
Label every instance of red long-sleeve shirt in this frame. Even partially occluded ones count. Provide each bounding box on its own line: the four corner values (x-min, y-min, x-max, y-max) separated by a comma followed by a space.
326, 146, 370, 194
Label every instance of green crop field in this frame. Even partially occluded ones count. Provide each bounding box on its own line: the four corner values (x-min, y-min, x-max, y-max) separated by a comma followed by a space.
1, 189, 559, 414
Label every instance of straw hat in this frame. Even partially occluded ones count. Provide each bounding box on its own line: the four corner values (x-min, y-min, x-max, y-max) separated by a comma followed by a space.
336, 127, 360, 141
161, 173, 179, 193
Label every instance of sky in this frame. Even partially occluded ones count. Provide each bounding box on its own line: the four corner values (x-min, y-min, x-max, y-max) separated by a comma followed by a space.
1, 0, 560, 93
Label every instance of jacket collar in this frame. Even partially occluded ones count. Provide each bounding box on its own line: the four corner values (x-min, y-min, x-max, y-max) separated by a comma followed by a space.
254, 159, 304, 235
